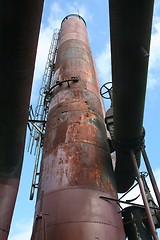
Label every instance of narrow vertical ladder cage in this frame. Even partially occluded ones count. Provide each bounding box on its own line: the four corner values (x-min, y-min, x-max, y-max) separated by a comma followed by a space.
28, 29, 60, 200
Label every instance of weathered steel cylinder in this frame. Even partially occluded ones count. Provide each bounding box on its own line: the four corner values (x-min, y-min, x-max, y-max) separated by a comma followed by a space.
108, 0, 154, 192
31, 15, 125, 239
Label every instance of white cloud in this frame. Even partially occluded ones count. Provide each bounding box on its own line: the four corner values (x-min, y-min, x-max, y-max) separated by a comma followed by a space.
8, 219, 33, 240
150, 168, 160, 203
119, 168, 160, 209
66, 2, 92, 22
154, 168, 160, 187
50, 2, 62, 16
150, 17, 160, 68
95, 14, 160, 91
147, 72, 159, 89
31, 3, 63, 104
95, 43, 111, 86
147, 16, 160, 89
47, 2, 63, 29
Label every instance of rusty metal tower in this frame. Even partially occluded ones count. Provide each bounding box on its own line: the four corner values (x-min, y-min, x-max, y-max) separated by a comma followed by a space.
1, 1, 159, 239
30, 14, 125, 240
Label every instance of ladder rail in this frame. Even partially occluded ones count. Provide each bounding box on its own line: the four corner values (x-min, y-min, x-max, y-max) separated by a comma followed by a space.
27, 29, 60, 199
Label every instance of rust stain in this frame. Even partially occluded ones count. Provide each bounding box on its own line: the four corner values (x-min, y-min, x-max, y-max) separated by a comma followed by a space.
33, 14, 125, 240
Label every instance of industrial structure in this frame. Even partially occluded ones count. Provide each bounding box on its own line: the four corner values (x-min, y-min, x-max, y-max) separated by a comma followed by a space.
0, 0, 160, 240
0, 1, 44, 239
29, 14, 125, 239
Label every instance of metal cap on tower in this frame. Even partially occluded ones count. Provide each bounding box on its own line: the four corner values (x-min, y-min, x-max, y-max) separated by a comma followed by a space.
61, 14, 86, 26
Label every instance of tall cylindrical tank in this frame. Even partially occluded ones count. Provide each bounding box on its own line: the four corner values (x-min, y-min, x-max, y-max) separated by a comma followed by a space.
31, 14, 125, 240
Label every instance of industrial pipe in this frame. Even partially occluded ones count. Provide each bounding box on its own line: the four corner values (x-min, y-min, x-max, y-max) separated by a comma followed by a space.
31, 14, 125, 240
108, 0, 154, 192
141, 146, 160, 207
130, 150, 158, 240
0, 1, 44, 239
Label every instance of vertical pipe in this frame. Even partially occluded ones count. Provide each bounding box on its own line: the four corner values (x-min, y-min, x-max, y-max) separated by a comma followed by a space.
0, 1, 44, 239
0, 179, 19, 239
108, 0, 154, 192
141, 146, 160, 207
130, 149, 158, 240
31, 14, 125, 240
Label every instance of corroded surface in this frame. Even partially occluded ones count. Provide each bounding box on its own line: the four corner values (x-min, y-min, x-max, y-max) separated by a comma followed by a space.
32, 15, 125, 240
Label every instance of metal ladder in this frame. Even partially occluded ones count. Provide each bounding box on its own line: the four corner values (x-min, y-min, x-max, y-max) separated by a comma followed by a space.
28, 29, 60, 200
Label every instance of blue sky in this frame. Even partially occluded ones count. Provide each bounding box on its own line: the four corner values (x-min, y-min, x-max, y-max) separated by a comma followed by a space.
8, 0, 160, 239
